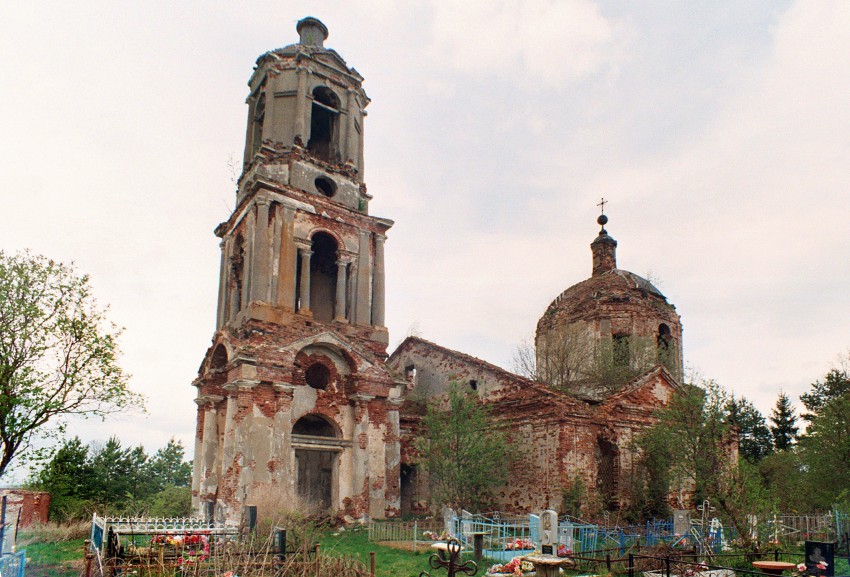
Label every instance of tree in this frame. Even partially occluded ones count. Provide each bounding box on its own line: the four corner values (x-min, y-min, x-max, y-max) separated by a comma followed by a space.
726, 396, 773, 462
414, 383, 513, 512
34, 436, 96, 521
800, 352, 850, 421
799, 394, 850, 509
147, 437, 192, 491
637, 379, 772, 550
770, 392, 799, 451
0, 251, 143, 477
31, 435, 193, 519
513, 326, 678, 394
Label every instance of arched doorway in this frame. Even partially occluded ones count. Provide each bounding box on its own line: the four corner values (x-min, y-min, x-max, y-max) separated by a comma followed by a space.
292, 414, 340, 511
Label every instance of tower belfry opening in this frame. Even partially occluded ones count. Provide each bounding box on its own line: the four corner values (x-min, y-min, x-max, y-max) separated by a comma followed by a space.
308, 86, 340, 162
309, 232, 339, 323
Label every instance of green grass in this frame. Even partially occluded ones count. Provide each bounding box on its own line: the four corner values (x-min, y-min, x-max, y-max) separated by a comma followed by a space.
319, 527, 430, 577
21, 537, 85, 577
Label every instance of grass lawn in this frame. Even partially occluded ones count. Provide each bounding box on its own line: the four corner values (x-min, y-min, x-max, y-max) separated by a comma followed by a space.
320, 527, 432, 577
20, 537, 85, 577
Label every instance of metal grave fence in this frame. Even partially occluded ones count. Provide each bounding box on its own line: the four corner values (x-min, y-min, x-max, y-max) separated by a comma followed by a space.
0, 550, 26, 577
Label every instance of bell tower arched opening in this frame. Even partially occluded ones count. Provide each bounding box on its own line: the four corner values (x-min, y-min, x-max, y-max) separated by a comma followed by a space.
307, 86, 340, 162
308, 232, 339, 323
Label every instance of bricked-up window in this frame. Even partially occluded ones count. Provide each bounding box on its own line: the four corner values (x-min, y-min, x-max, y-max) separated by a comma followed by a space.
307, 86, 339, 162
293, 414, 337, 437
612, 334, 630, 368
596, 438, 619, 510
305, 362, 331, 390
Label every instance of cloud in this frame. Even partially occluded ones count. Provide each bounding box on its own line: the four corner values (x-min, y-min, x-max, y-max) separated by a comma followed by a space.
426, 0, 626, 86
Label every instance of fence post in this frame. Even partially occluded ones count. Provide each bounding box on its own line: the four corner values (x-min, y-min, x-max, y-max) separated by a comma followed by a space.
414, 520, 418, 553
628, 553, 634, 577
606, 553, 612, 571
665, 555, 671, 577
84, 539, 93, 577
775, 549, 779, 561
370, 551, 376, 577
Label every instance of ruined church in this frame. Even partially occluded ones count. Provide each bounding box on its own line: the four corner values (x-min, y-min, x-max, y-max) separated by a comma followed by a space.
191, 18, 684, 523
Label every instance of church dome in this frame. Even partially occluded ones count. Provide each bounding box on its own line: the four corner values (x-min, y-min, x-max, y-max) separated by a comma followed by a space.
534, 213, 683, 387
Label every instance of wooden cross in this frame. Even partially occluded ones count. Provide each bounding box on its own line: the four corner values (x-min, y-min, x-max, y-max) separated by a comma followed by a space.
597, 197, 607, 215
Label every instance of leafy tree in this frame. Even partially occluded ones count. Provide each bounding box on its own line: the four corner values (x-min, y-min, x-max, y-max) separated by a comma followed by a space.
0, 251, 143, 477
414, 383, 513, 512
800, 353, 850, 420
770, 392, 799, 451
757, 450, 809, 512
726, 396, 773, 462
637, 380, 772, 550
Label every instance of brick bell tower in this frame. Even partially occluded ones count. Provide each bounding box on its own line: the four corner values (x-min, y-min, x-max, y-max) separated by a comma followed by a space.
191, 17, 402, 523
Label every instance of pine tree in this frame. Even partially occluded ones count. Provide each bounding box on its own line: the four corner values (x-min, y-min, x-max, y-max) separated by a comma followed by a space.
770, 392, 799, 450
726, 396, 774, 461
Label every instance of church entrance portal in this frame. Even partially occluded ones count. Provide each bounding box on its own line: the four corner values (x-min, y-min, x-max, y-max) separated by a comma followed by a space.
295, 449, 335, 510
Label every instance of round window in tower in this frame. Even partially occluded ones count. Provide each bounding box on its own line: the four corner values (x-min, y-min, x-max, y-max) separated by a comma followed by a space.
305, 362, 331, 390
314, 176, 337, 198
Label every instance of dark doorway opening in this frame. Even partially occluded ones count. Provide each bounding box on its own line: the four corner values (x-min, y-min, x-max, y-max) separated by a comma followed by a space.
400, 464, 417, 516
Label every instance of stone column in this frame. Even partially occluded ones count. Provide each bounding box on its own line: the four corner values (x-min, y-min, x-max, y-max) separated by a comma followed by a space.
357, 109, 365, 181
297, 246, 312, 313
197, 395, 224, 502
350, 393, 374, 520
277, 206, 297, 310
220, 383, 239, 471
342, 88, 354, 162
294, 66, 307, 144
251, 199, 270, 302
384, 399, 402, 516
270, 204, 282, 302
334, 256, 350, 322
242, 209, 256, 309
354, 231, 371, 325
371, 234, 386, 327
271, 383, 296, 488
215, 240, 227, 329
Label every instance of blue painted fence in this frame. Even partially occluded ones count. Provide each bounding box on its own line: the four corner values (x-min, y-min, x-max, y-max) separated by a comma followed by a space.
0, 550, 26, 577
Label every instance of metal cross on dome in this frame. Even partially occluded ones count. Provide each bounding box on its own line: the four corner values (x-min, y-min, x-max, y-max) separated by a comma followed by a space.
597, 197, 608, 215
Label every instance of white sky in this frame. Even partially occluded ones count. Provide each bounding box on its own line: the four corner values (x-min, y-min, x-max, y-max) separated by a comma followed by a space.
1, 1, 848, 473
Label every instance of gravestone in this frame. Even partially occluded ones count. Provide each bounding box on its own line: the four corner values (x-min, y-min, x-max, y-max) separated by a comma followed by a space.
805, 541, 835, 577
540, 510, 558, 556
673, 509, 690, 535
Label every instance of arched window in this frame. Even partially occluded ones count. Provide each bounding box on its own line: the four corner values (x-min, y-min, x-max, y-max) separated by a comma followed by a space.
309, 232, 339, 322
307, 86, 340, 162
210, 344, 228, 371
250, 91, 266, 157
657, 324, 671, 351
293, 414, 338, 438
